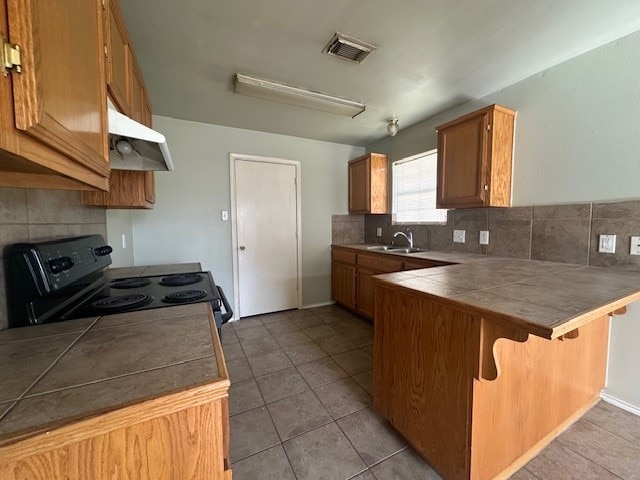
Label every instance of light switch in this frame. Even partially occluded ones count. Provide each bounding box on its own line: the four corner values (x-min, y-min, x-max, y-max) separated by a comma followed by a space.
479, 230, 489, 245
453, 230, 466, 243
221, 210, 229, 221
630, 236, 640, 255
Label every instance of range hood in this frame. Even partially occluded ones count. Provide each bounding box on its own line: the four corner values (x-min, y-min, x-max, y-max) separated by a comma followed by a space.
107, 101, 174, 171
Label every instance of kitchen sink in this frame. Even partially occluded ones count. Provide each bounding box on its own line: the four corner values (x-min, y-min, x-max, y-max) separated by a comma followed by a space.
366, 245, 425, 253
393, 247, 425, 254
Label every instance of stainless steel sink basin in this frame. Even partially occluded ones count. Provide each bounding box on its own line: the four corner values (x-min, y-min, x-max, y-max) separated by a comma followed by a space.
392, 247, 425, 254
366, 245, 425, 253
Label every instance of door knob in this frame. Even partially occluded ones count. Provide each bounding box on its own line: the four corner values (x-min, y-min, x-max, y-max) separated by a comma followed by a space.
239, 246, 246, 251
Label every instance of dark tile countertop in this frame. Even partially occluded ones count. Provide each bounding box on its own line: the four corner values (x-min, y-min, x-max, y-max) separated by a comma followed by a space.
0, 263, 224, 447
334, 244, 640, 339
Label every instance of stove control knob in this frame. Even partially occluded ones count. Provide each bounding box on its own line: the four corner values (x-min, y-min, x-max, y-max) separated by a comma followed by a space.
94, 245, 113, 256
48, 256, 74, 274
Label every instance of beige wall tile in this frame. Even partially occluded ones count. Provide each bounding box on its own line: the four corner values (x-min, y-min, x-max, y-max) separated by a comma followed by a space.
0, 189, 28, 224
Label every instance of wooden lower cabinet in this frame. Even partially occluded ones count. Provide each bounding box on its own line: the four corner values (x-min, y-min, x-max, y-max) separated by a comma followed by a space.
355, 267, 377, 318
373, 282, 609, 480
331, 246, 448, 320
332, 261, 357, 311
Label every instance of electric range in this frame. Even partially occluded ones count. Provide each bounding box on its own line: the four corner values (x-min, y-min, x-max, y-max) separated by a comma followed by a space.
4, 235, 232, 329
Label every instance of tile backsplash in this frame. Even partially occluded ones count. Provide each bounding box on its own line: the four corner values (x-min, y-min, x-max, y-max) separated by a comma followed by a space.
363, 200, 640, 271
0, 188, 106, 330
331, 215, 364, 244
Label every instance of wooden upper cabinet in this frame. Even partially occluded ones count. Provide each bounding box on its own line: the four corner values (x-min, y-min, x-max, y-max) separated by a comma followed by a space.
106, 0, 130, 113
348, 153, 388, 214
436, 104, 516, 209
129, 59, 145, 123
0, 0, 110, 190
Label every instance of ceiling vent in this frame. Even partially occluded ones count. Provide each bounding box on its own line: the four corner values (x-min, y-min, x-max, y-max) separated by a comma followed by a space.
322, 32, 376, 64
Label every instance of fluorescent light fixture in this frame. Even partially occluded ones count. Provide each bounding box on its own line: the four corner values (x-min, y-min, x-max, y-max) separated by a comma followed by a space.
234, 73, 365, 118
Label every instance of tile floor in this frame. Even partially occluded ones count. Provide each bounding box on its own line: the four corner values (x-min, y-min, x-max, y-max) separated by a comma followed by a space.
221, 304, 640, 480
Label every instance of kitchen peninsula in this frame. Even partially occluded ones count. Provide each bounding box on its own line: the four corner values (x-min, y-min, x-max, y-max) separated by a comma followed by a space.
367, 251, 640, 480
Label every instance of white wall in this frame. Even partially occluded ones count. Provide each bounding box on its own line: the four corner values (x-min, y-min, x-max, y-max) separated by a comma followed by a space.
120, 118, 363, 309
106, 210, 134, 267
368, 30, 640, 410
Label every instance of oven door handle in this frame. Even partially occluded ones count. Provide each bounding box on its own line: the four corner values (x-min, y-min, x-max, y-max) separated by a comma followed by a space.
217, 286, 233, 323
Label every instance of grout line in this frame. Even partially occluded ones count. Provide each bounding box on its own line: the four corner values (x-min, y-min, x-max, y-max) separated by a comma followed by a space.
555, 433, 624, 479
586, 203, 594, 266
17, 317, 100, 400
523, 466, 543, 479
583, 416, 640, 448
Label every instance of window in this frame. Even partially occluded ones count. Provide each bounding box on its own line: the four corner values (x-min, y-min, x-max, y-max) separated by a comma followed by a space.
392, 149, 447, 224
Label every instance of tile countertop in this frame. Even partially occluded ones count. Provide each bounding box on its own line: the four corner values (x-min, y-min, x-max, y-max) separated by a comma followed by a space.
0, 263, 226, 447
334, 244, 640, 339
104, 262, 203, 279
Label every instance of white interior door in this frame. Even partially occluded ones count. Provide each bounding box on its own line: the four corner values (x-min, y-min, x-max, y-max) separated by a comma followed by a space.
233, 157, 300, 317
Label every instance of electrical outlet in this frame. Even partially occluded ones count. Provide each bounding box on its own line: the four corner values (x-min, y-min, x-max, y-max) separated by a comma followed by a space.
376, 227, 382, 237
598, 234, 616, 254
453, 230, 466, 243
630, 236, 640, 255
221, 210, 229, 221
479, 230, 489, 245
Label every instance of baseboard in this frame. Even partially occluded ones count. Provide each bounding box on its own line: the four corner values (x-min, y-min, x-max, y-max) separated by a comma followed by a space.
601, 391, 640, 417
301, 300, 335, 309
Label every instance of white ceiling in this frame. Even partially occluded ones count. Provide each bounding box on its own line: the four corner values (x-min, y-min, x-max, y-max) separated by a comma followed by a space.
120, 0, 640, 146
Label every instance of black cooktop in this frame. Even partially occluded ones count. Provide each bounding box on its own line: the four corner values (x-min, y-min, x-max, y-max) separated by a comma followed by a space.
63, 272, 222, 320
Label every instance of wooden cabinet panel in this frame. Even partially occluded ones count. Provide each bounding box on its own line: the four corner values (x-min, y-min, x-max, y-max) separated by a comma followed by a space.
348, 153, 388, 214
331, 261, 356, 310
83, 170, 154, 209
403, 259, 447, 270
332, 248, 357, 265
356, 267, 377, 319
357, 253, 403, 273
436, 104, 515, 209
106, 0, 130, 114
130, 60, 144, 123
7, 0, 108, 174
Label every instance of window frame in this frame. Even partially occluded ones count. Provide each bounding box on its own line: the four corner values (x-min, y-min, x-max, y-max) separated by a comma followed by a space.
391, 149, 448, 225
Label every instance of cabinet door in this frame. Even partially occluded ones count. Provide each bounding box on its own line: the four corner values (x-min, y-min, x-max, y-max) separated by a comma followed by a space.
332, 262, 356, 311
129, 61, 145, 123
144, 171, 156, 205
356, 267, 378, 320
7, 0, 108, 172
348, 157, 370, 213
437, 111, 489, 208
106, 0, 130, 114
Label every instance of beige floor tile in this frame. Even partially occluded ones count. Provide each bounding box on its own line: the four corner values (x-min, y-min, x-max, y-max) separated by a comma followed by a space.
232, 445, 296, 480
267, 390, 332, 440
297, 357, 349, 388
247, 349, 293, 377
371, 448, 442, 479
283, 342, 327, 366
256, 367, 309, 404
283, 422, 367, 480
230, 406, 279, 462
314, 377, 372, 420
337, 408, 406, 466
332, 349, 373, 375
315, 334, 359, 355
525, 440, 619, 479
229, 379, 264, 416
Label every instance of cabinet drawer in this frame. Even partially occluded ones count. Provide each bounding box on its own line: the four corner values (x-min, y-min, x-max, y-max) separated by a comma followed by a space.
403, 259, 445, 271
357, 253, 403, 273
332, 248, 357, 265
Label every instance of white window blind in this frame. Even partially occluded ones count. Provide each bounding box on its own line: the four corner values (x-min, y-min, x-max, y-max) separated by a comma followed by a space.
392, 150, 447, 224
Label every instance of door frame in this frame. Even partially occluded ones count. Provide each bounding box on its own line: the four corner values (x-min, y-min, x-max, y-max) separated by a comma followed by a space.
229, 153, 302, 320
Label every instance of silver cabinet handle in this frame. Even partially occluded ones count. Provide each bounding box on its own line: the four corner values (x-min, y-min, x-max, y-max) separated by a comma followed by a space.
239, 246, 246, 251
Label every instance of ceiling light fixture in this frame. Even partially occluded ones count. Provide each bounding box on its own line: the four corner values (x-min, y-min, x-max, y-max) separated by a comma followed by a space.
387, 118, 399, 137
234, 73, 365, 118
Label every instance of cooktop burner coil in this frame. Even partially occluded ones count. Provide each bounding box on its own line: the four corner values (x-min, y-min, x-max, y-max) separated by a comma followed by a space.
110, 278, 151, 289
91, 294, 153, 311
162, 290, 207, 304
160, 273, 203, 287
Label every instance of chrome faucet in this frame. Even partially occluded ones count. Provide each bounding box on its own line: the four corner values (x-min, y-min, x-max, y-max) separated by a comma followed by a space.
393, 229, 413, 249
